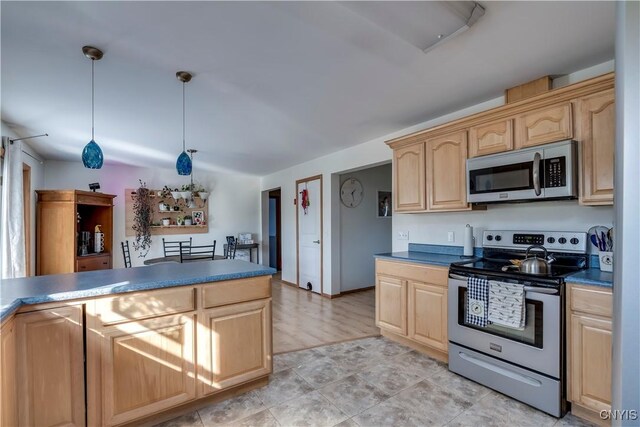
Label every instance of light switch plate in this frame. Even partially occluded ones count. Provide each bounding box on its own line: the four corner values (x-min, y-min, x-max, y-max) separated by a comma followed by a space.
448, 231, 455, 242
398, 231, 409, 240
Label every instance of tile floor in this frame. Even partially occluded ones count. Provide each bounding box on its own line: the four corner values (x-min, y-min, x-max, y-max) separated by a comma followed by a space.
156, 337, 596, 427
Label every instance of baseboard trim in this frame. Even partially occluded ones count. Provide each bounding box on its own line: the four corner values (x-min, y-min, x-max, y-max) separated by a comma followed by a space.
569, 403, 610, 427
340, 286, 375, 295
381, 330, 448, 363
323, 286, 375, 299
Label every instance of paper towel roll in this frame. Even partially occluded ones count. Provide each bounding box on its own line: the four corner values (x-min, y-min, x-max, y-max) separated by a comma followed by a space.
463, 224, 474, 256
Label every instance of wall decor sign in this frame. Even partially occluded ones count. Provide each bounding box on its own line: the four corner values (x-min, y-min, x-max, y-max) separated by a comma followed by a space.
377, 191, 392, 217
192, 210, 205, 225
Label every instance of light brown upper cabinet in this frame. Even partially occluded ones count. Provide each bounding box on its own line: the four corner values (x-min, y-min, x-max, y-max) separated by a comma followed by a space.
393, 141, 426, 212
578, 89, 615, 205
426, 130, 470, 211
469, 118, 514, 157
515, 102, 573, 149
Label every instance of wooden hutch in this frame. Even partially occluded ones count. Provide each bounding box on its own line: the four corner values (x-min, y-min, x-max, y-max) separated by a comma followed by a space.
36, 190, 115, 275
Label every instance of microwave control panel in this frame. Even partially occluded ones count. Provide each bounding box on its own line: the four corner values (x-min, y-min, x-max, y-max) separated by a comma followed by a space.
544, 157, 567, 188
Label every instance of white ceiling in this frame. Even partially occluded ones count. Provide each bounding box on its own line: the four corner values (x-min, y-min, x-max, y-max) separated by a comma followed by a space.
1, 1, 615, 176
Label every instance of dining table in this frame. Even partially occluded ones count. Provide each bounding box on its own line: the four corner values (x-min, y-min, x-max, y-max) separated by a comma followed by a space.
143, 254, 225, 265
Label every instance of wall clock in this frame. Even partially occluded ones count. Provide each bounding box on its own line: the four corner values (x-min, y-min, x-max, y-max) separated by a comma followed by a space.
340, 178, 364, 208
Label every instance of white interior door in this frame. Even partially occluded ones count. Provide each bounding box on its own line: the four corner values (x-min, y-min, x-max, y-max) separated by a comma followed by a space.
297, 178, 322, 294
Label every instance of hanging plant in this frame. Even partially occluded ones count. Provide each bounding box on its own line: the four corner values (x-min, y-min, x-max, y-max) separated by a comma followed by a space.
132, 179, 152, 257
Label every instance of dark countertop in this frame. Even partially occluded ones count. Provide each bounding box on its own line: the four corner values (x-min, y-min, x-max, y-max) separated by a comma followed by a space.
375, 250, 613, 288
374, 251, 478, 267
565, 269, 613, 288
1, 260, 276, 322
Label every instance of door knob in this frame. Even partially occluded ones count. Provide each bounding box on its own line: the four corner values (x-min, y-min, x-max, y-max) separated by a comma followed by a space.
313, 240, 320, 244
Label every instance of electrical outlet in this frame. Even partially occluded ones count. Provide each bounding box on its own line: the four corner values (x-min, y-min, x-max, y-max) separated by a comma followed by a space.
398, 231, 409, 240
448, 231, 455, 242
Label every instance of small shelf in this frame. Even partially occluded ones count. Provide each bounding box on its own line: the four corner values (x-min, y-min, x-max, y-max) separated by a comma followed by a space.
126, 187, 209, 236
151, 225, 207, 229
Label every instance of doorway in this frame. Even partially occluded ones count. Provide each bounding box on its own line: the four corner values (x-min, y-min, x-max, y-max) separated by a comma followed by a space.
268, 189, 281, 271
23, 163, 31, 276
296, 175, 322, 295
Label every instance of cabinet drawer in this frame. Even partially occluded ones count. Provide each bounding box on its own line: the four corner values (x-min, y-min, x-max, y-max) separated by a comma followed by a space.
376, 259, 448, 286
94, 287, 196, 325
201, 276, 271, 309
569, 284, 612, 318
77, 254, 111, 272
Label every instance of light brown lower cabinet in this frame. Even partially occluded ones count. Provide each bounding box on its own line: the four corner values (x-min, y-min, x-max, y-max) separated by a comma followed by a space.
0, 276, 273, 427
15, 305, 86, 427
375, 275, 407, 336
567, 283, 612, 422
1, 318, 18, 427
84, 277, 272, 426
375, 259, 448, 358
98, 313, 197, 426
198, 299, 272, 396
408, 281, 448, 352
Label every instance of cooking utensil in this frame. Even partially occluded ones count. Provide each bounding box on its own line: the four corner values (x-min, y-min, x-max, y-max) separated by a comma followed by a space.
590, 234, 600, 250
520, 245, 555, 275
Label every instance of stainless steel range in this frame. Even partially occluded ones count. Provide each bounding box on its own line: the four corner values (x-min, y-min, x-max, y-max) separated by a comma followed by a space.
447, 230, 588, 417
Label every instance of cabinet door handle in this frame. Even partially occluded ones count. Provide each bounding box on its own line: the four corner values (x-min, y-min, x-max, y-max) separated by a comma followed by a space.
313, 240, 320, 244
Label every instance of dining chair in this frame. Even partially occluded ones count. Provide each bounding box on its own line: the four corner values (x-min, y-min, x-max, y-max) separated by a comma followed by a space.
163, 237, 192, 257
121, 240, 132, 268
225, 239, 238, 260
179, 241, 216, 263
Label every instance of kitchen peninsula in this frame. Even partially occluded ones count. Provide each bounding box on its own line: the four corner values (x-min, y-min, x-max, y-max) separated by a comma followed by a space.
0, 260, 276, 426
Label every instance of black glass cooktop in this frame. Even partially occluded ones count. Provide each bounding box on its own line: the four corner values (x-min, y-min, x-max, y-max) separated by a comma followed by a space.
450, 249, 588, 284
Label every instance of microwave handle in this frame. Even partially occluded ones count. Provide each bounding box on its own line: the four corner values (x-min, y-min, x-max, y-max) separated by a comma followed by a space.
533, 152, 542, 196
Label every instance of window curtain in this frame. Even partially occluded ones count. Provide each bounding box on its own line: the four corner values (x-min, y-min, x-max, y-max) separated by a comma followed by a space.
1, 136, 26, 279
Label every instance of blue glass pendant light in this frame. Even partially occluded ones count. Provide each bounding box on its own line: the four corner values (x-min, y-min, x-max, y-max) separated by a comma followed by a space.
176, 71, 193, 175
82, 46, 104, 169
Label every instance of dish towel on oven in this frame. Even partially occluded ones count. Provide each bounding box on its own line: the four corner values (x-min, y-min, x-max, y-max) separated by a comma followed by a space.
488, 281, 525, 330
466, 277, 489, 327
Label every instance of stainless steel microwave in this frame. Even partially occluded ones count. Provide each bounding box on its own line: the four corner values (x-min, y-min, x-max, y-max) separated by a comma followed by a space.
466, 140, 578, 204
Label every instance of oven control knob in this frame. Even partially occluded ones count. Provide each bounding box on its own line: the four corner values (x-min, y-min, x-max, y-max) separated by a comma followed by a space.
547, 237, 556, 244
558, 237, 567, 244
570, 238, 579, 245
495, 235, 502, 241
486, 235, 493, 241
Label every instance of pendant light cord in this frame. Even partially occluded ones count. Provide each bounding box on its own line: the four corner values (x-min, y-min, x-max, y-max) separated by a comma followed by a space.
91, 59, 95, 141
182, 81, 186, 152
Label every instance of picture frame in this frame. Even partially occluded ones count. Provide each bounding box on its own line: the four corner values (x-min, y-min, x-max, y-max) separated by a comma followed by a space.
377, 191, 392, 217
192, 210, 205, 225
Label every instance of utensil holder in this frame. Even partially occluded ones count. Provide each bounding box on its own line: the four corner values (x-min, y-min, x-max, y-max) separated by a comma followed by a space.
599, 251, 613, 272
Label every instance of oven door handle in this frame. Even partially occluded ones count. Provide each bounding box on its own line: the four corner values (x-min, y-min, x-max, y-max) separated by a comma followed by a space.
449, 275, 559, 295
458, 351, 542, 387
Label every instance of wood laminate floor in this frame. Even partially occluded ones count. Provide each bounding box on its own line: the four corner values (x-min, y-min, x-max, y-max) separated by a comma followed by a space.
271, 273, 379, 354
